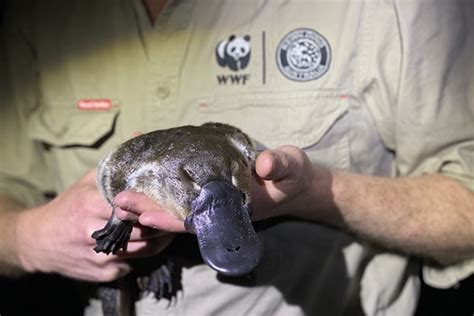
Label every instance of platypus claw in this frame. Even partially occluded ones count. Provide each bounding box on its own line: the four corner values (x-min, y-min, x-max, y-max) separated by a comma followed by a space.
92, 217, 133, 255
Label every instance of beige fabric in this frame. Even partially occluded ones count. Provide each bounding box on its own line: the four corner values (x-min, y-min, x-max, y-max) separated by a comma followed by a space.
1, 0, 473, 314
423, 260, 474, 289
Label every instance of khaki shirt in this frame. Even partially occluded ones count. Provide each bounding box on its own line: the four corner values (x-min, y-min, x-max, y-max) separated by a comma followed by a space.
1, 0, 473, 314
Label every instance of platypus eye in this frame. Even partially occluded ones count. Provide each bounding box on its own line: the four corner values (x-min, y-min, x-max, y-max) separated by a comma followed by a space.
184, 213, 195, 233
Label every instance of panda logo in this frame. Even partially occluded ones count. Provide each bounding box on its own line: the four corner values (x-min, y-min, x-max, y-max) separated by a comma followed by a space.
216, 35, 251, 71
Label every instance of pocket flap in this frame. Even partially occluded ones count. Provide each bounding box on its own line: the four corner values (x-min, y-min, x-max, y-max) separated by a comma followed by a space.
194, 90, 348, 149
28, 107, 119, 147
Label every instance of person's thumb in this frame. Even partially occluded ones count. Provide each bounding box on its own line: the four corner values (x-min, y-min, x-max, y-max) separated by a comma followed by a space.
255, 145, 301, 181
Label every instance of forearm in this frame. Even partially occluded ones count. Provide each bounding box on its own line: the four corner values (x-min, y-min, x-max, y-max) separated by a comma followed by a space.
305, 166, 474, 264
0, 195, 28, 276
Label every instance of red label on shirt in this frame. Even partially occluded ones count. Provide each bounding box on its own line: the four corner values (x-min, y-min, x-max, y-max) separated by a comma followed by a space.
77, 99, 112, 111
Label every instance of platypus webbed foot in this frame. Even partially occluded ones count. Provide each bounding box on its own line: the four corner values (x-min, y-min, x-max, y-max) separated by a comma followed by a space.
185, 180, 261, 277
92, 214, 134, 255
138, 258, 182, 300
97, 286, 122, 316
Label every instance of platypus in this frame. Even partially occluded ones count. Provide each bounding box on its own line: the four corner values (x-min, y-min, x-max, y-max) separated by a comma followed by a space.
92, 122, 261, 280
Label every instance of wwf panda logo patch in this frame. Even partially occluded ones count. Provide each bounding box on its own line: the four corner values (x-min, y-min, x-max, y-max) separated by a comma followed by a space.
216, 35, 251, 71
276, 28, 331, 82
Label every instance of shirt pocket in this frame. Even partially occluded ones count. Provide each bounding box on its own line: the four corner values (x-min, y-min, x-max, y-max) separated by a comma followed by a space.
186, 90, 350, 170
27, 106, 120, 192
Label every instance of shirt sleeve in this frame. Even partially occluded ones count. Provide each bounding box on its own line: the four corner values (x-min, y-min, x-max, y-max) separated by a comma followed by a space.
366, 0, 473, 288
0, 8, 53, 208
392, 0, 473, 288
393, 1, 474, 189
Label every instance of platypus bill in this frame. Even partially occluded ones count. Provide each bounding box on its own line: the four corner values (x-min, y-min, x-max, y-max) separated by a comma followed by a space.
92, 122, 261, 277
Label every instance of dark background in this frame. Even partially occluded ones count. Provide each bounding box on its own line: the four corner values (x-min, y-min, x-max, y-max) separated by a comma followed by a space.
0, 271, 473, 315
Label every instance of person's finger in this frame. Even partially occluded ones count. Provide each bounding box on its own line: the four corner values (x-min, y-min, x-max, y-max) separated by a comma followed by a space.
114, 191, 164, 216
95, 262, 132, 282
256, 146, 299, 180
139, 211, 186, 232
119, 233, 176, 258
114, 207, 139, 222
129, 225, 167, 241
113, 191, 185, 232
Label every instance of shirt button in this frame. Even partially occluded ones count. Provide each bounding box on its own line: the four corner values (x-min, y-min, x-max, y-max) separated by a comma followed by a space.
156, 86, 170, 99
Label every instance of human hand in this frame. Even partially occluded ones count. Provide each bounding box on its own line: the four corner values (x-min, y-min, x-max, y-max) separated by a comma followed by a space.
14, 170, 175, 282
250, 145, 316, 220
113, 191, 186, 233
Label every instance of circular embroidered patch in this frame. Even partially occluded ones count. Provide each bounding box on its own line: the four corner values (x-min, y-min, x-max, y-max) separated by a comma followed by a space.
276, 28, 331, 82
